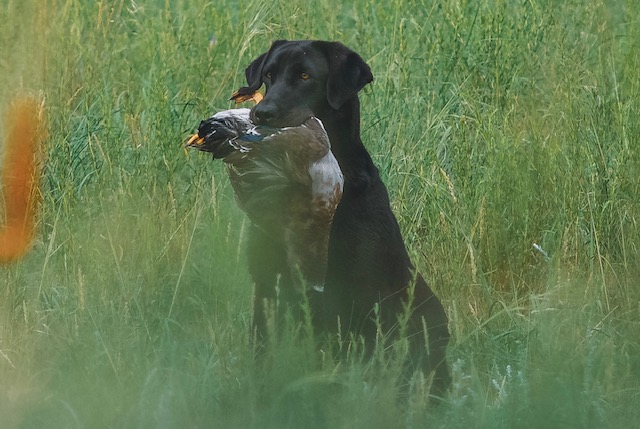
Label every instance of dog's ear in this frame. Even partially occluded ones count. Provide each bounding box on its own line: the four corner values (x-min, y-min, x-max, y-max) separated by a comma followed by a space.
319, 42, 374, 110
231, 40, 287, 100
243, 52, 268, 89
231, 52, 267, 100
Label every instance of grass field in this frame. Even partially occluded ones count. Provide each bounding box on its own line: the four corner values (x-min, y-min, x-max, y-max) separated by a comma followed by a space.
1, 0, 639, 427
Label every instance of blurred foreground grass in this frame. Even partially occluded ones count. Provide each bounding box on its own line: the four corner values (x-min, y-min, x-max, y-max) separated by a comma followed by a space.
1, 0, 639, 427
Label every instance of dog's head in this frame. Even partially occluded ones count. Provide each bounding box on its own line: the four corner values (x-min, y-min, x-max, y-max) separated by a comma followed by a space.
232, 40, 373, 128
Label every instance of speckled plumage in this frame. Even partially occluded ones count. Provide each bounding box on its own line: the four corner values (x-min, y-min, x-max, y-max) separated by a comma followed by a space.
186, 108, 343, 291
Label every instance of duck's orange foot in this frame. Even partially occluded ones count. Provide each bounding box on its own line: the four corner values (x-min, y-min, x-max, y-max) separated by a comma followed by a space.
230, 90, 263, 105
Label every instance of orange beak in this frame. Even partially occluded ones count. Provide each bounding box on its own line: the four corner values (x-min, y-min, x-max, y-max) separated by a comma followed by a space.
186, 133, 205, 146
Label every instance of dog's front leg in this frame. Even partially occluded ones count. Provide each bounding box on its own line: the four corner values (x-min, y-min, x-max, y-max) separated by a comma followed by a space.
246, 224, 292, 344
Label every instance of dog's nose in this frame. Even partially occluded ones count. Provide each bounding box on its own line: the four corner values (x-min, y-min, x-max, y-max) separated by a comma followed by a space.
252, 104, 275, 125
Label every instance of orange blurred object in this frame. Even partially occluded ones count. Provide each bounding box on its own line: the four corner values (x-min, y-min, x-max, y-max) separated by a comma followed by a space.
0, 96, 46, 264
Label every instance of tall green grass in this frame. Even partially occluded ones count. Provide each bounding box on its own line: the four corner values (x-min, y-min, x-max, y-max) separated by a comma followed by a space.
1, 0, 639, 427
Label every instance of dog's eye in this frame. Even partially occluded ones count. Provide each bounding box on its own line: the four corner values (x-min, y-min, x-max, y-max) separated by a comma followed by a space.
300, 72, 310, 80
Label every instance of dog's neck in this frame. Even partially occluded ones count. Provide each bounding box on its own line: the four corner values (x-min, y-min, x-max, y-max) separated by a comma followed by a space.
320, 96, 379, 187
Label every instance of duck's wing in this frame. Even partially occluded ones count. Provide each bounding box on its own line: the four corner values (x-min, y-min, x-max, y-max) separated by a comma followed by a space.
221, 124, 281, 163
230, 117, 331, 185
256, 117, 330, 162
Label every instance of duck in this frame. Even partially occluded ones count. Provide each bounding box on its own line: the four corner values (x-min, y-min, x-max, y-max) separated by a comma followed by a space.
185, 108, 343, 292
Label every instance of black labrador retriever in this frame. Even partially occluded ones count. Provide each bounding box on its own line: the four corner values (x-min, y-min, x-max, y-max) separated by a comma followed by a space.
233, 40, 450, 395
